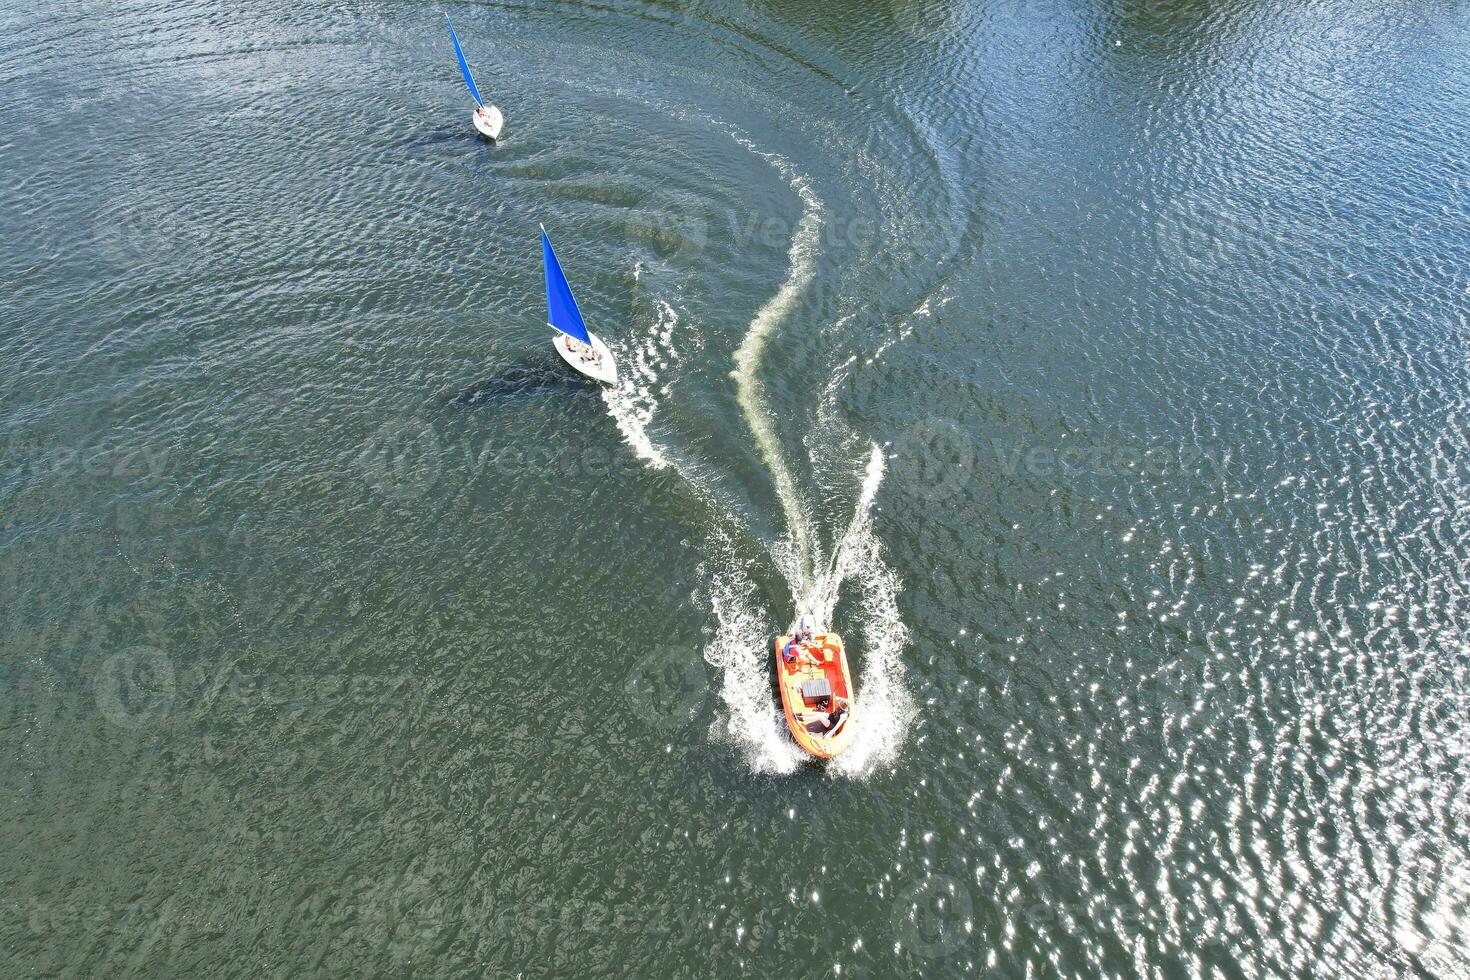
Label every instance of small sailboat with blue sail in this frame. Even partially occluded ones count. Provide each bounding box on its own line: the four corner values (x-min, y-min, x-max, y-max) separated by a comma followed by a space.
542, 225, 617, 385
445, 15, 503, 140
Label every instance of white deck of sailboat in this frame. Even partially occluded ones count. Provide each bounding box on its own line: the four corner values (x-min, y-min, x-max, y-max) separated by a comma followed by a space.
553, 332, 617, 385
472, 105, 503, 140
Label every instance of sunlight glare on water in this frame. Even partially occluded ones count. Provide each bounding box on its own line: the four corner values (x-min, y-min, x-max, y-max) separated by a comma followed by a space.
2, 0, 1468, 975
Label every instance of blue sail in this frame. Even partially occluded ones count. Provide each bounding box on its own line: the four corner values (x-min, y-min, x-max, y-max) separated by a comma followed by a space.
445, 16, 484, 107
541, 227, 592, 346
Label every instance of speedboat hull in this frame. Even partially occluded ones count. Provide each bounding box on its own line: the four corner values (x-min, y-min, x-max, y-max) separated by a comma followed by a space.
774, 632, 855, 759
553, 331, 617, 385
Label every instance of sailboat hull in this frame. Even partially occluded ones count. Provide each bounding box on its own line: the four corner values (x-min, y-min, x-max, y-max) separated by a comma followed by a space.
472, 105, 503, 140
553, 331, 617, 385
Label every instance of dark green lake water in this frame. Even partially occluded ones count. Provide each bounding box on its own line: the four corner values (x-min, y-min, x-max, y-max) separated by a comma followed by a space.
3, 0, 1468, 975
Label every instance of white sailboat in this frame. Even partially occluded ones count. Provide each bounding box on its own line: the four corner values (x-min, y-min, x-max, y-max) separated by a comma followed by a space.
446, 16, 503, 140
541, 226, 617, 385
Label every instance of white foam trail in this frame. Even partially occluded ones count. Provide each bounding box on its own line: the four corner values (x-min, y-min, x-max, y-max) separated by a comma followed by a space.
602, 296, 681, 470
717, 141, 912, 777
825, 448, 915, 775
730, 150, 824, 595
867, 289, 953, 368
701, 444, 912, 779
701, 529, 805, 775
590, 117, 914, 777
598, 287, 808, 774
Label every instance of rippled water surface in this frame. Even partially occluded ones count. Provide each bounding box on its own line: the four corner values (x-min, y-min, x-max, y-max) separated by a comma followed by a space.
4, 0, 1469, 975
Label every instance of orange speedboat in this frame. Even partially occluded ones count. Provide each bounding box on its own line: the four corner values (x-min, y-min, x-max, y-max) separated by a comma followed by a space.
774, 626, 855, 759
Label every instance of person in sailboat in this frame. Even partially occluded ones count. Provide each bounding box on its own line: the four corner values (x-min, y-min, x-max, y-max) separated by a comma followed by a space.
564, 336, 600, 364
474, 104, 496, 130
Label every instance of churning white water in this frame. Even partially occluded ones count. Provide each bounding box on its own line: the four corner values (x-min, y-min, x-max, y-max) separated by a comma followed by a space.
601, 127, 912, 777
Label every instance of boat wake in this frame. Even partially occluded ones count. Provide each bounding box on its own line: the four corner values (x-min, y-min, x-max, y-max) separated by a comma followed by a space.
602, 293, 681, 470
696, 446, 911, 777
599, 134, 912, 778
729, 142, 824, 596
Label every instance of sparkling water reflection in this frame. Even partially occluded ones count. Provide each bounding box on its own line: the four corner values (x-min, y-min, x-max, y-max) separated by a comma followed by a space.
2, 0, 1468, 975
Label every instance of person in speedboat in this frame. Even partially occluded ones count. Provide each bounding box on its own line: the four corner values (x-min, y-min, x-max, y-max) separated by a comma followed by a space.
781, 635, 820, 668
800, 695, 850, 736
783, 614, 822, 667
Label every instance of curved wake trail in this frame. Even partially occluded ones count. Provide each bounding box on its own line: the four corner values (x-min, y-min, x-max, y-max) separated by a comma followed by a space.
823, 447, 913, 775
597, 130, 912, 777
730, 155, 824, 596
720, 143, 912, 776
